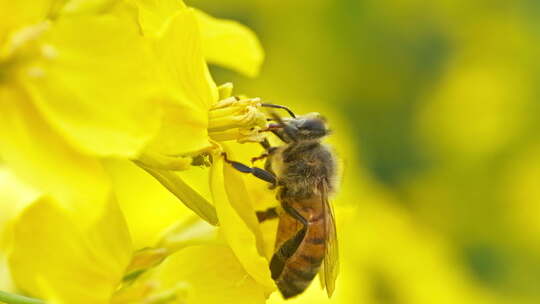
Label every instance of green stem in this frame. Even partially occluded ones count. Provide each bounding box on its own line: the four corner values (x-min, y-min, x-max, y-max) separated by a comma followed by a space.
0, 290, 44, 304
134, 162, 219, 226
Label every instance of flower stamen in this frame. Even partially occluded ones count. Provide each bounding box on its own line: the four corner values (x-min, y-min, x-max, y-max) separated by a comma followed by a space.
208, 91, 268, 143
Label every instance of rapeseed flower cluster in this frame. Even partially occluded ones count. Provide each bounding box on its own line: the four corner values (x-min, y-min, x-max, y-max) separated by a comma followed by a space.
0, 0, 285, 303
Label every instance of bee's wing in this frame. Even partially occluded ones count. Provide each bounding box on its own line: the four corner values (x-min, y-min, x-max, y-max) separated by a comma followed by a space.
318, 179, 339, 297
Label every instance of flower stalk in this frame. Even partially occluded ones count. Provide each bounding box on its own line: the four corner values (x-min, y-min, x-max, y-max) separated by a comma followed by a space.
0, 290, 44, 304
135, 162, 219, 226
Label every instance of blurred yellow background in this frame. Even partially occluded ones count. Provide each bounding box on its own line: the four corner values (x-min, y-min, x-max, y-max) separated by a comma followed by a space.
192, 0, 540, 303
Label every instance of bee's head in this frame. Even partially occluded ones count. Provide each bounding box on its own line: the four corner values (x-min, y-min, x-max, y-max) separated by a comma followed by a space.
286, 112, 329, 140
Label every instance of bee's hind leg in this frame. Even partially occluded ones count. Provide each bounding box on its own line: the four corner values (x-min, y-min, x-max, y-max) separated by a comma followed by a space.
259, 138, 272, 150
222, 153, 277, 186
256, 207, 279, 222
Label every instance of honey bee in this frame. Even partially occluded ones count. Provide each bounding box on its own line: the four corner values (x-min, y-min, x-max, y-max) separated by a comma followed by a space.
223, 104, 339, 299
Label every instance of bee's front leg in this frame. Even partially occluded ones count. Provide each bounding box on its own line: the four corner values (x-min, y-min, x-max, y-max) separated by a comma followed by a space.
222, 152, 277, 186
251, 147, 277, 164
254, 138, 277, 159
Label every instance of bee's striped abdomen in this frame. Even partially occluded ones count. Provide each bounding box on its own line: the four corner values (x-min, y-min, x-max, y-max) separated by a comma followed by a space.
271, 197, 327, 299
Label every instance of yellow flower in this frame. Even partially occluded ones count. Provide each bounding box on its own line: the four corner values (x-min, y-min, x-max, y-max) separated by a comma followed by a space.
121, 3, 275, 294
195, 8, 265, 78
210, 145, 275, 292
105, 147, 275, 303
0, 168, 132, 304
1, 160, 268, 304
144, 244, 267, 304
2, 1, 274, 303
0, 0, 164, 156
10, 199, 132, 304
0, 0, 163, 227
115, 3, 270, 248
128, 0, 266, 158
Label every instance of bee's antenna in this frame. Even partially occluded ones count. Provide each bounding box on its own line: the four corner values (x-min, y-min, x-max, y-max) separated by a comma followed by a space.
260, 103, 296, 118
270, 112, 285, 125
269, 111, 298, 142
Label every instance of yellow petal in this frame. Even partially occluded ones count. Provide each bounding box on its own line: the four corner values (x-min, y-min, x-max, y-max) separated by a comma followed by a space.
155, 245, 266, 304
210, 153, 275, 291
8, 197, 132, 304
0, 84, 109, 228
0, 169, 41, 223
22, 13, 162, 158
60, 0, 116, 15
221, 146, 267, 256
105, 159, 211, 249
124, 217, 217, 280
0, 169, 40, 293
0, 169, 40, 250
142, 100, 212, 156
0, 0, 55, 42
127, 0, 186, 37
194, 8, 264, 77
0, 254, 14, 292
157, 8, 218, 109
143, 8, 218, 155
157, 216, 218, 252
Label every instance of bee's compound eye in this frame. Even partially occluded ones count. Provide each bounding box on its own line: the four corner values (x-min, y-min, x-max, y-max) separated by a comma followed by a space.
299, 118, 326, 132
